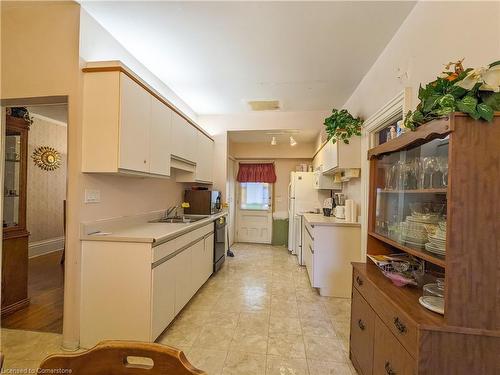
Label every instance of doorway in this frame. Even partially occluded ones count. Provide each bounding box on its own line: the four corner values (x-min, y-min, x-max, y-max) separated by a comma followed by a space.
1, 104, 67, 333
236, 181, 273, 243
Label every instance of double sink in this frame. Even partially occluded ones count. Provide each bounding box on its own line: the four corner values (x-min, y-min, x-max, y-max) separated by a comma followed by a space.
149, 215, 209, 224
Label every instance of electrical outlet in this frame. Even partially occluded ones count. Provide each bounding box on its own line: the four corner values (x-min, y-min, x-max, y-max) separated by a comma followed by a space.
85, 189, 101, 203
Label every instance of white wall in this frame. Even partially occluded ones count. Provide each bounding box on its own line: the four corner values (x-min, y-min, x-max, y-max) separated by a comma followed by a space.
199, 110, 328, 202
342, 1, 500, 259
79, 8, 197, 122
343, 1, 500, 119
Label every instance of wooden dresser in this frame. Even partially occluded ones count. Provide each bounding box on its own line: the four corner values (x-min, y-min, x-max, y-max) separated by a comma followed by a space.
350, 113, 500, 374
2, 114, 30, 316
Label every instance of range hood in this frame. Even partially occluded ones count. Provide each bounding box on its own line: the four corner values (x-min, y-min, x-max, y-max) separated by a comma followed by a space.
170, 155, 196, 173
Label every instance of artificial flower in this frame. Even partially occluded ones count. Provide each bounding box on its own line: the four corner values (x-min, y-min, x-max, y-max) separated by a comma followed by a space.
479, 64, 500, 92
455, 69, 481, 90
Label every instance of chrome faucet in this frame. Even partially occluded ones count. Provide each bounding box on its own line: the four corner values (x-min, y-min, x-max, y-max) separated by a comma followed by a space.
165, 206, 178, 219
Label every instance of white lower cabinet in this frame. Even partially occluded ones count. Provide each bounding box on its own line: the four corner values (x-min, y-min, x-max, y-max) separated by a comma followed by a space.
203, 233, 215, 281
151, 256, 176, 339
174, 245, 194, 314
302, 218, 361, 298
80, 221, 218, 349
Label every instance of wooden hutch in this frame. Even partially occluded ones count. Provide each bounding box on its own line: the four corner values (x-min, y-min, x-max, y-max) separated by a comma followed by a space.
350, 113, 499, 374
2, 114, 30, 316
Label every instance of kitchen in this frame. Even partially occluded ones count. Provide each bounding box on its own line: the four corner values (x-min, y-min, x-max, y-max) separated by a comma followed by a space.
1, 1, 499, 374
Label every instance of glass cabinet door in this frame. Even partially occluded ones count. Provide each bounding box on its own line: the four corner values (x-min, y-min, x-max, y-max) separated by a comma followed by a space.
372, 137, 448, 259
3, 130, 22, 229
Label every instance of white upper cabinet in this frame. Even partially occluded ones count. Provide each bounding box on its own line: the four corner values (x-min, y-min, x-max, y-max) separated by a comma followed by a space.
313, 136, 361, 174
171, 114, 197, 163
82, 63, 211, 179
322, 141, 338, 173
195, 132, 214, 183
119, 73, 151, 173
150, 97, 172, 176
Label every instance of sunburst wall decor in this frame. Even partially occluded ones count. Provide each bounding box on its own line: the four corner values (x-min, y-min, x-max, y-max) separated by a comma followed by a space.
32, 146, 61, 171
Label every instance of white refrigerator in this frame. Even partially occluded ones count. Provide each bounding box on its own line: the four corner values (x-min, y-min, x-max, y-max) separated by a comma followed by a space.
288, 172, 326, 265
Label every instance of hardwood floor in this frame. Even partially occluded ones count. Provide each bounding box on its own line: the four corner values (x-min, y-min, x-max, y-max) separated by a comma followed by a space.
2, 250, 64, 333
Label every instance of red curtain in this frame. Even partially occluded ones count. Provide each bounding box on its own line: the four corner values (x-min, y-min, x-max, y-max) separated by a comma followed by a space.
237, 163, 276, 183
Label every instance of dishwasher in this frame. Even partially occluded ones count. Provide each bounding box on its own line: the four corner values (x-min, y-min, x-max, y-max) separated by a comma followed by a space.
214, 215, 227, 273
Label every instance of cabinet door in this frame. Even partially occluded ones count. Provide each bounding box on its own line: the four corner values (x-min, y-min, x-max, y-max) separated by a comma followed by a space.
171, 113, 196, 163
190, 238, 205, 293
203, 233, 214, 282
151, 257, 175, 340
373, 317, 415, 375
323, 141, 338, 172
350, 288, 375, 375
150, 97, 172, 176
119, 73, 151, 172
174, 246, 193, 314
196, 133, 214, 183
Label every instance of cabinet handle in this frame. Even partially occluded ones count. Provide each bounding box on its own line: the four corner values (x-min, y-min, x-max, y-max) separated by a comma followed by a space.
144, 160, 147, 164
357, 319, 365, 331
385, 361, 396, 375
393, 317, 407, 334
356, 276, 363, 286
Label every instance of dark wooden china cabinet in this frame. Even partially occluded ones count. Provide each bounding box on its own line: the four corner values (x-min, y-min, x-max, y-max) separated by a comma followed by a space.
2, 114, 30, 316
350, 113, 500, 375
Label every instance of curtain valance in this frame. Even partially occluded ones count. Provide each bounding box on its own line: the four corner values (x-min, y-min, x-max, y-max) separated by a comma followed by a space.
236, 163, 276, 183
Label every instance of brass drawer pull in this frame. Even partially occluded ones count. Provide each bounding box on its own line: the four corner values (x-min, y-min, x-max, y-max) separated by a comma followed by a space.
393, 317, 407, 334
357, 319, 365, 331
356, 276, 363, 286
385, 361, 396, 375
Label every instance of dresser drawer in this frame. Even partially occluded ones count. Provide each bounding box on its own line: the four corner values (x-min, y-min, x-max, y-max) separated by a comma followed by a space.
350, 288, 375, 375
373, 316, 415, 375
352, 267, 417, 358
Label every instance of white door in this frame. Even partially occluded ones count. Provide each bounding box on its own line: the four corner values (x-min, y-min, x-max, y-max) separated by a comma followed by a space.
236, 182, 272, 244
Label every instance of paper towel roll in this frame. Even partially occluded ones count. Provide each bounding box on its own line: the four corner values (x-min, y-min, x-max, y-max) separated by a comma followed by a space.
345, 199, 353, 222
351, 202, 357, 223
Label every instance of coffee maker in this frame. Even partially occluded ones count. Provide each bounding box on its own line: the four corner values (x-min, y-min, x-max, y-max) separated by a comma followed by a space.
334, 193, 346, 219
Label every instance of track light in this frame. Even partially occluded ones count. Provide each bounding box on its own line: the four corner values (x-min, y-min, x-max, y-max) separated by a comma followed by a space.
271, 136, 277, 146
289, 136, 297, 146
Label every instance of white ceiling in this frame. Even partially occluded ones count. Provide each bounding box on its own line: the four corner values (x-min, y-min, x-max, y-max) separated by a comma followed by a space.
228, 129, 317, 144
82, 1, 415, 115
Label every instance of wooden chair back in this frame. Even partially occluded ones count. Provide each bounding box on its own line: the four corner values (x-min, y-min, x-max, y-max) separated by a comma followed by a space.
38, 340, 206, 375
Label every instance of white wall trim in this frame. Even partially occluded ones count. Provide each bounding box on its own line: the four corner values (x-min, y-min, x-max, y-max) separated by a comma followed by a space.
29, 236, 65, 258
359, 88, 411, 260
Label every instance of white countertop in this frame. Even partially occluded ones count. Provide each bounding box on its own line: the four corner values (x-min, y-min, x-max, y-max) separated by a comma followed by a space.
303, 213, 360, 227
81, 211, 227, 246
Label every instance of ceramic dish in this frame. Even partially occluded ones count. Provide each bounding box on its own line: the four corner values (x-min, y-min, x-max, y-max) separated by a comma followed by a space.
419, 296, 444, 315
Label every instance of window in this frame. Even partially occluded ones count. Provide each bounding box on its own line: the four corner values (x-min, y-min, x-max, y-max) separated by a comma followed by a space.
239, 182, 271, 210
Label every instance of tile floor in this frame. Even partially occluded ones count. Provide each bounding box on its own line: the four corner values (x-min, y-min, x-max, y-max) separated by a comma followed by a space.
1, 243, 356, 374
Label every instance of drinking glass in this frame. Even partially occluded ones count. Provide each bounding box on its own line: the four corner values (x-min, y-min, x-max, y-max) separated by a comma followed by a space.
437, 157, 448, 187
423, 157, 439, 189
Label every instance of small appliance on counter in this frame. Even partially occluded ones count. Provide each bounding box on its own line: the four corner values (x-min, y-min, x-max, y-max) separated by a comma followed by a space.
323, 197, 333, 217
184, 189, 221, 215
334, 193, 346, 219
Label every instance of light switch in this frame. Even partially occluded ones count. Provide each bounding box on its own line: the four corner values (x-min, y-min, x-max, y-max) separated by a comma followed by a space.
85, 189, 101, 203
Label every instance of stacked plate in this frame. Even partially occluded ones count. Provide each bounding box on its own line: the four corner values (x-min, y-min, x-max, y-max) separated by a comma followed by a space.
425, 223, 446, 256
400, 218, 437, 249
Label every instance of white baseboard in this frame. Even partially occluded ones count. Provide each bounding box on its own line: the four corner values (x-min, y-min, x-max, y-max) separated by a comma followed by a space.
29, 236, 64, 258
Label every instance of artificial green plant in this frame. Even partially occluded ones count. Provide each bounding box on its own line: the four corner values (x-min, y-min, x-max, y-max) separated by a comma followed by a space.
323, 109, 363, 144
404, 59, 500, 130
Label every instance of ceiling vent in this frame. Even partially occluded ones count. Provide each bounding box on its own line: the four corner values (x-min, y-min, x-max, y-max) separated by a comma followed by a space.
248, 100, 280, 111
